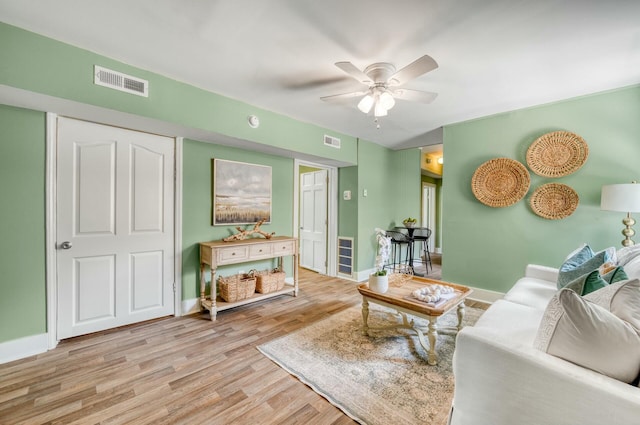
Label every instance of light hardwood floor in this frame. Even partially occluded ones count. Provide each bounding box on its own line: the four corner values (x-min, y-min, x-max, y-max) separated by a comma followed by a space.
0, 265, 483, 425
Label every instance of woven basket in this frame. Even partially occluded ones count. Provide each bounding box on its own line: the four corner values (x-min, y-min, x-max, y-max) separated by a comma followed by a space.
526, 131, 588, 177
388, 272, 413, 287
471, 158, 530, 208
218, 273, 256, 302
530, 183, 579, 220
255, 268, 286, 294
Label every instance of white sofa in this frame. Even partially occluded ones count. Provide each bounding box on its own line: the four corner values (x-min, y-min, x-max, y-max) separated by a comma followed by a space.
450, 264, 640, 425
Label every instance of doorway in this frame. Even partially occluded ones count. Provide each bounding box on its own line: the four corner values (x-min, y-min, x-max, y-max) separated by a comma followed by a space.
294, 160, 338, 276
53, 117, 176, 340
422, 182, 436, 253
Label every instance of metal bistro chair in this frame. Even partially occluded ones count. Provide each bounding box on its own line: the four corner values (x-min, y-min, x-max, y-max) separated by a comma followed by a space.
412, 227, 433, 273
384, 230, 412, 274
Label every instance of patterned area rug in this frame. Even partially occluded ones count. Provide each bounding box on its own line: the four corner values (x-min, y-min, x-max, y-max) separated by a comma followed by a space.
258, 304, 484, 425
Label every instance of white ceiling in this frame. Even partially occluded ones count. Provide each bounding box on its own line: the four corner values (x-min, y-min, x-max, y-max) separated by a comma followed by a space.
1, 0, 639, 150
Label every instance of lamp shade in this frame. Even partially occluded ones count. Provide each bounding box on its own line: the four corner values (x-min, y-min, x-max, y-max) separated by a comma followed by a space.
601, 183, 640, 212
357, 94, 374, 113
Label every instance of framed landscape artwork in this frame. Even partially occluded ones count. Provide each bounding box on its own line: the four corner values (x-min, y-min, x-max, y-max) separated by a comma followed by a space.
212, 159, 272, 225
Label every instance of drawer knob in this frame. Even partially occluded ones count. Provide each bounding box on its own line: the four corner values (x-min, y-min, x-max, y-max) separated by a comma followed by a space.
232, 252, 236, 256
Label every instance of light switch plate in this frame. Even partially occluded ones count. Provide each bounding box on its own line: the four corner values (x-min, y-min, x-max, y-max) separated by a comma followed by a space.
343, 190, 351, 200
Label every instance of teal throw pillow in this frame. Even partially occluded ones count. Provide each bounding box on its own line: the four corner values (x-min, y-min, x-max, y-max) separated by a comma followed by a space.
562, 244, 595, 268
563, 266, 628, 296
561, 244, 595, 270
557, 248, 614, 289
602, 266, 629, 284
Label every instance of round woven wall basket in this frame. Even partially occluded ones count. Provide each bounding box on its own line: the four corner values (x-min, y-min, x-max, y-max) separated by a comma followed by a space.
471, 158, 530, 208
526, 130, 588, 177
530, 183, 579, 220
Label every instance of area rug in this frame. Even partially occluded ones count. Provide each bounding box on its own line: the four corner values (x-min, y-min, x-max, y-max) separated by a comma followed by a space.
258, 304, 484, 425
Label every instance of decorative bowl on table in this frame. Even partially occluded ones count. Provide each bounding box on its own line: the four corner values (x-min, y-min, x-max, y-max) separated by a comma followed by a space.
402, 218, 417, 228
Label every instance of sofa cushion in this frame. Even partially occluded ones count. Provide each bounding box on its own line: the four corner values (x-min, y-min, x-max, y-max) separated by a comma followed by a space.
584, 278, 640, 332
503, 277, 558, 311
473, 299, 545, 346
534, 288, 640, 383
557, 247, 615, 289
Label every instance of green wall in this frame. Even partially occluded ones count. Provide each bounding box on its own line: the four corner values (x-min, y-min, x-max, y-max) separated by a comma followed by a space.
356, 141, 421, 272
421, 175, 443, 249
0, 105, 46, 342
338, 166, 358, 269
442, 85, 640, 293
0, 22, 358, 165
182, 140, 294, 299
0, 22, 422, 348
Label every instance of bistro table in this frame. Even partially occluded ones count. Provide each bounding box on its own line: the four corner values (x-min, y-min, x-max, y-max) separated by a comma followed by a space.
396, 225, 429, 276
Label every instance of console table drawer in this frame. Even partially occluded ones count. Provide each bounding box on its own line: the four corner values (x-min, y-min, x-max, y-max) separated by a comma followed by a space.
272, 240, 295, 256
217, 246, 249, 264
249, 244, 270, 258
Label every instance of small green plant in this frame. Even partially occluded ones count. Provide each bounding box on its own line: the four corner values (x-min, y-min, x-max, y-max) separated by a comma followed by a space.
373, 269, 387, 276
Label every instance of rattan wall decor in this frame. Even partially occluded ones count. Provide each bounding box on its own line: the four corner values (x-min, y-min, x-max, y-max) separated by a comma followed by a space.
526, 130, 588, 177
471, 158, 531, 207
530, 183, 579, 220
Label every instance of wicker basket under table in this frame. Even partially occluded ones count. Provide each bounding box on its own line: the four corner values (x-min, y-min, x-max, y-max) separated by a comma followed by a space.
255, 269, 286, 294
218, 274, 257, 302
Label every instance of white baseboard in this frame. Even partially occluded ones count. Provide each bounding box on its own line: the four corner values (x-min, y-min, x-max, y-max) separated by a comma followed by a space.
181, 298, 201, 316
355, 268, 375, 282
467, 287, 504, 304
0, 333, 49, 365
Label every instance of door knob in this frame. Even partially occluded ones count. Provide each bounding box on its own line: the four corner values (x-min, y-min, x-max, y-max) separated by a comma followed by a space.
60, 241, 73, 250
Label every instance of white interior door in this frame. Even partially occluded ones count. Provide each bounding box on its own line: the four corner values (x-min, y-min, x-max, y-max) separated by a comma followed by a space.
300, 170, 327, 274
56, 118, 175, 339
422, 183, 436, 253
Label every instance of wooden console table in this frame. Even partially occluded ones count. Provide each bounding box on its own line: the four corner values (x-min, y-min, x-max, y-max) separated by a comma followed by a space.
199, 236, 299, 321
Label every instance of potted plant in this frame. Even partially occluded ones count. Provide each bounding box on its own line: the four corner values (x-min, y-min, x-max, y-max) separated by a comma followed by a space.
369, 228, 390, 293
403, 217, 417, 228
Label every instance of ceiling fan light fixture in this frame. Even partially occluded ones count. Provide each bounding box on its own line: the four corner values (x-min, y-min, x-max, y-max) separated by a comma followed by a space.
357, 94, 374, 113
379, 91, 395, 110
374, 102, 388, 117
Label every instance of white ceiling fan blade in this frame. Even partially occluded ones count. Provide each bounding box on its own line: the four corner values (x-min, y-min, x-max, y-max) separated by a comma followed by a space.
320, 91, 368, 102
388, 55, 438, 86
392, 89, 438, 104
334, 62, 372, 84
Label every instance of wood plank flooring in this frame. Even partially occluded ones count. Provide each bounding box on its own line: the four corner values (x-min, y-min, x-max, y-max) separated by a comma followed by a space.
0, 265, 485, 425
0, 270, 363, 425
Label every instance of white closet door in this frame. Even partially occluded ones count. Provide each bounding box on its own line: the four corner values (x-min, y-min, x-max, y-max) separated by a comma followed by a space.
56, 118, 175, 339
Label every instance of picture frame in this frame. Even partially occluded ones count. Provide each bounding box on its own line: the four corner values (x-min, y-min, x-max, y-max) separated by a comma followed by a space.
212, 158, 272, 225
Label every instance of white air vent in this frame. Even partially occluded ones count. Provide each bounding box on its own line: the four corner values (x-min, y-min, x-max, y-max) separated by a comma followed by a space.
94, 65, 149, 97
337, 237, 354, 278
324, 134, 341, 149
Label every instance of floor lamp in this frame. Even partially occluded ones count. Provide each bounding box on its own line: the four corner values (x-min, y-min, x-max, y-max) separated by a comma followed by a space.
601, 182, 640, 247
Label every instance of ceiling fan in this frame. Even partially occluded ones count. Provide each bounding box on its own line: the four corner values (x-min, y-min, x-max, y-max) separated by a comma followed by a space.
321, 55, 439, 117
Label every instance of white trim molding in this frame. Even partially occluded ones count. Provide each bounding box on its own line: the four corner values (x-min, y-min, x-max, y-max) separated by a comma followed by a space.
174, 137, 184, 316
293, 159, 338, 277
45, 112, 58, 350
0, 333, 48, 365
467, 287, 503, 304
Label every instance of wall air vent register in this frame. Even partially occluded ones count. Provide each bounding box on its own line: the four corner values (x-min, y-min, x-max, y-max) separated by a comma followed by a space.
94, 65, 149, 97
324, 134, 341, 149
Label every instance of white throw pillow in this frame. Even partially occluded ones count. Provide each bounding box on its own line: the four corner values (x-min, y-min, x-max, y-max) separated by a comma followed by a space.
623, 255, 640, 280
617, 244, 640, 266
584, 278, 640, 333
534, 288, 640, 383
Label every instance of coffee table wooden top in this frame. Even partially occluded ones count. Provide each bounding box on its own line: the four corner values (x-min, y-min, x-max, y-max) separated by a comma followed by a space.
357, 276, 472, 316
